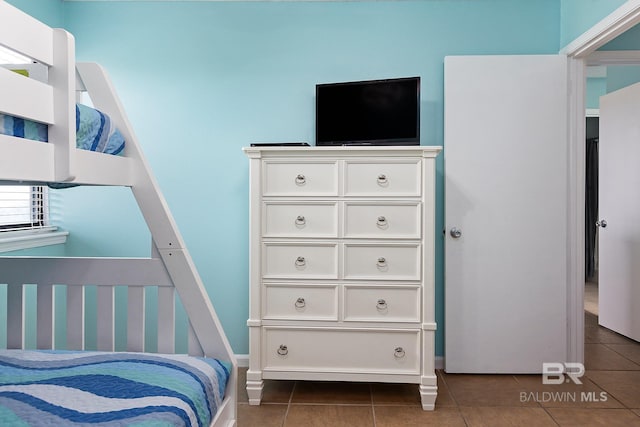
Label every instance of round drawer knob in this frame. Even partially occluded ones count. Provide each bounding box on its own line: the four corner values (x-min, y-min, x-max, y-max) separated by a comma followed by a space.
295, 297, 306, 308
394, 347, 406, 359
377, 174, 388, 185
376, 299, 388, 310
295, 174, 306, 185
295, 256, 306, 267
377, 216, 387, 227
377, 257, 387, 268
277, 344, 288, 356
295, 215, 306, 226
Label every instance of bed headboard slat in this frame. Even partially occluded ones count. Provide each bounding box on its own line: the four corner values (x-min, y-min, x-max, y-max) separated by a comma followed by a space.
157, 287, 176, 354
0, 2, 54, 66
66, 286, 85, 350
127, 287, 145, 352
6, 284, 23, 349
96, 286, 115, 351
36, 284, 54, 349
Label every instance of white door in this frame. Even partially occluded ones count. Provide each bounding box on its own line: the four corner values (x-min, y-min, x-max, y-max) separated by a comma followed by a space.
444, 55, 568, 373
598, 83, 640, 342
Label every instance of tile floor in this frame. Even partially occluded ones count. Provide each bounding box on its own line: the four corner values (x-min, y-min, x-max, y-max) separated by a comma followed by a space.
238, 310, 640, 426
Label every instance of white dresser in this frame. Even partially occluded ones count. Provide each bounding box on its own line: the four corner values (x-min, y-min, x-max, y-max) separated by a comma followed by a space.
243, 146, 442, 410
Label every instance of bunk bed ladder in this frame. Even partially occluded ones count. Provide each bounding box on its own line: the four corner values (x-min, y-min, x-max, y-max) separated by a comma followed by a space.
74, 62, 231, 362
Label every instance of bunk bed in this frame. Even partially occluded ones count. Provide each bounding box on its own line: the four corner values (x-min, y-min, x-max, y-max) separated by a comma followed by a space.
0, 2, 237, 426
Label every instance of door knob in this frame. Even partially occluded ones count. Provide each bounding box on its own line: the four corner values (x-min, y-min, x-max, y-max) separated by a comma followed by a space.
596, 219, 607, 228
450, 227, 462, 238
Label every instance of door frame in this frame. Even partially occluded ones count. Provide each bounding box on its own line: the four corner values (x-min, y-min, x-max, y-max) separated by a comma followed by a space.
562, 0, 640, 364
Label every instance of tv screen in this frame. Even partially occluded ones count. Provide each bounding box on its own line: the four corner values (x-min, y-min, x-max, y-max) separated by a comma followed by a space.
315, 77, 420, 146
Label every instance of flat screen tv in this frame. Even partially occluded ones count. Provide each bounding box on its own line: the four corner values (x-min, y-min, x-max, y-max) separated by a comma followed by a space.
315, 77, 420, 146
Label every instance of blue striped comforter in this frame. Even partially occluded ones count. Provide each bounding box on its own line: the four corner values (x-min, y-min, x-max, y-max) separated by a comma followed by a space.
0, 350, 230, 427
0, 104, 125, 155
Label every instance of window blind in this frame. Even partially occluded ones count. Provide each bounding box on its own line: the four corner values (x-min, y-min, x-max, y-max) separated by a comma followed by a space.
0, 186, 50, 232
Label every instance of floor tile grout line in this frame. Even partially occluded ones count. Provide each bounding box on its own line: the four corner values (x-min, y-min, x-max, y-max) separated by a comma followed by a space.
437, 370, 463, 409
583, 374, 633, 410
586, 369, 640, 372
437, 370, 474, 427
288, 403, 374, 407
448, 401, 470, 427
455, 405, 471, 427
600, 342, 640, 368
281, 381, 297, 427
370, 384, 377, 427
511, 374, 544, 409
540, 406, 562, 426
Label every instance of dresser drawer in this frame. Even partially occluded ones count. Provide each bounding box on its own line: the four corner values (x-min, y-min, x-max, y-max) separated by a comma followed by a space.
344, 202, 421, 239
263, 161, 338, 196
263, 285, 338, 320
263, 243, 338, 279
344, 244, 421, 281
344, 160, 421, 196
263, 202, 338, 238
263, 327, 420, 374
344, 286, 420, 322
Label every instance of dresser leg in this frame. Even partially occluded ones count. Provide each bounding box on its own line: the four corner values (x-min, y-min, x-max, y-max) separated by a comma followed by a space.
246, 378, 264, 405
419, 385, 437, 410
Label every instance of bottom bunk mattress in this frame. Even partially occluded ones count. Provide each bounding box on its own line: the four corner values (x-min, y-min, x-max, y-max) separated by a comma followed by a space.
0, 350, 230, 427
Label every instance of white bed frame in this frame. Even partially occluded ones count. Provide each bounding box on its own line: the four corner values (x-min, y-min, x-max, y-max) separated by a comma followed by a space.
0, 2, 237, 426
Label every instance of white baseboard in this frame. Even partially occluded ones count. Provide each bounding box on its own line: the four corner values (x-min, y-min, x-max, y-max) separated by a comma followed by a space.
235, 354, 445, 370
236, 354, 249, 368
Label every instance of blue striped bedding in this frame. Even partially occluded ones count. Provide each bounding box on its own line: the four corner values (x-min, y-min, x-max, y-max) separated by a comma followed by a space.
0, 350, 230, 427
0, 104, 125, 155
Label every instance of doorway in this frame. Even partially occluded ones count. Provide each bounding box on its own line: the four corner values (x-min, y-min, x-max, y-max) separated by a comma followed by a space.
585, 114, 599, 317
584, 64, 640, 335
562, 0, 640, 362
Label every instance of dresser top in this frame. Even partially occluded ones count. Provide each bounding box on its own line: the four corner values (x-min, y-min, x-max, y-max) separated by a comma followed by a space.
243, 145, 442, 159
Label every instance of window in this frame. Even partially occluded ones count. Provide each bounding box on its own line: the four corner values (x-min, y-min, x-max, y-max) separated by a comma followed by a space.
0, 186, 67, 252
0, 186, 48, 231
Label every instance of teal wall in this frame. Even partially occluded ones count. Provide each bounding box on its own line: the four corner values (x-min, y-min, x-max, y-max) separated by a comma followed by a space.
7, 0, 640, 358
560, 0, 628, 48
14, 0, 640, 357
6, 0, 63, 27
606, 65, 640, 93
586, 77, 606, 109
55, 0, 560, 356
